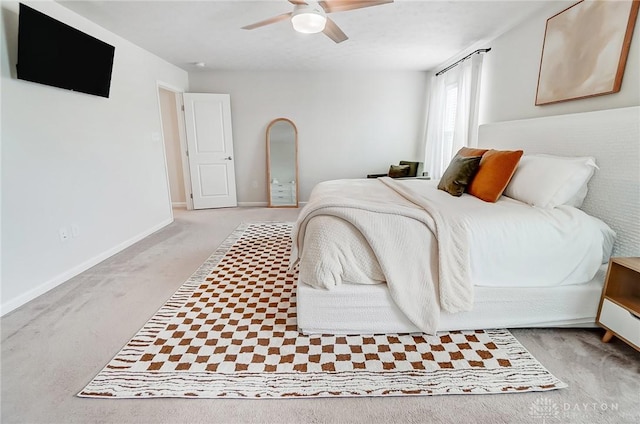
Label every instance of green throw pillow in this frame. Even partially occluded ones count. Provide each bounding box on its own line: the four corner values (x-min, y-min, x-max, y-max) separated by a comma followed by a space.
399, 161, 419, 177
437, 155, 482, 196
388, 164, 411, 178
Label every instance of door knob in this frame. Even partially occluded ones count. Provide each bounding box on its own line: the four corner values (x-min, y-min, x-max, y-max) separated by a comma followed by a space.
224, 156, 232, 160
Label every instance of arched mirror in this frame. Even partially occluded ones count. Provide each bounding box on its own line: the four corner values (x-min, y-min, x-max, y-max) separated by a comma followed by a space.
267, 118, 299, 208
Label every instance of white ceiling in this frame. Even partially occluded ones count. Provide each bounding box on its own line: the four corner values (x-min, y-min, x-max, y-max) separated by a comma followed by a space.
58, 0, 552, 72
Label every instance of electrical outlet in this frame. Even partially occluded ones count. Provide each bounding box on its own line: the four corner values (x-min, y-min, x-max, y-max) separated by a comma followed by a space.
59, 228, 70, 242
71, 224, 80, 237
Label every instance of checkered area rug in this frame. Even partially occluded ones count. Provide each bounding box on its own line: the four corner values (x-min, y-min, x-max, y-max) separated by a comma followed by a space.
79, 222, 566, 398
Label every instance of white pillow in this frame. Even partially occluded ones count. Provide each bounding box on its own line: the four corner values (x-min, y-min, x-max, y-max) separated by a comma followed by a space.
504, 154, 598, 208
593, 217, 616, 264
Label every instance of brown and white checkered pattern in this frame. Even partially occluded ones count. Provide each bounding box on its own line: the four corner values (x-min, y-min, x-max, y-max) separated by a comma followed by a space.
121, 223, 511, 374
80, 223, 565, 398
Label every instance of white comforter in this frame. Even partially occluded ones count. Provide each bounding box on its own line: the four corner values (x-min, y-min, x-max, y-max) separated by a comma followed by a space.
291, 178, 614, 334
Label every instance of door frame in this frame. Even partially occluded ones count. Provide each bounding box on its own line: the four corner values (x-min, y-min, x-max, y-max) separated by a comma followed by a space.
156, 81, 194, 211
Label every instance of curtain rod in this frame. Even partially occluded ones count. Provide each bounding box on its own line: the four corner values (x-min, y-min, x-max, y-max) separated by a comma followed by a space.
435, 48, 491, 77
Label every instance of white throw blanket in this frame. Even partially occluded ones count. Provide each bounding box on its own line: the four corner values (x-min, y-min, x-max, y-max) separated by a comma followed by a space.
291, 177, 475, 334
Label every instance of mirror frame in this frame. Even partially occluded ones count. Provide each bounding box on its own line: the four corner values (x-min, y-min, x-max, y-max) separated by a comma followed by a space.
266, 118, 299, 208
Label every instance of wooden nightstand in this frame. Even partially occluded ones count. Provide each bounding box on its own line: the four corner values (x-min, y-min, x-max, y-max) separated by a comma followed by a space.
596, 257, 640, 351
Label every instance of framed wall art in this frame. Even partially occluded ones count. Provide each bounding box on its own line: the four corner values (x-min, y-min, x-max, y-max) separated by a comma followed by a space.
535, 0, 639, 106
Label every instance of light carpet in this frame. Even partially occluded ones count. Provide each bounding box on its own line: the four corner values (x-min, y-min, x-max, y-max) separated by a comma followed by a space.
79, 222, 566, 398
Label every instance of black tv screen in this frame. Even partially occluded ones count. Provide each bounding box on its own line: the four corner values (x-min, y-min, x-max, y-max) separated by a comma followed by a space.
17, 3, 115, 98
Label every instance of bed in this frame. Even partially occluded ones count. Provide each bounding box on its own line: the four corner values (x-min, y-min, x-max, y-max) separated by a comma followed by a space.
292, 106, 640, 335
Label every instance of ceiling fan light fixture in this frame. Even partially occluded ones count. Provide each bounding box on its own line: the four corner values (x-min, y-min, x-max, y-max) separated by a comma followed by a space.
291, 6, 326, 34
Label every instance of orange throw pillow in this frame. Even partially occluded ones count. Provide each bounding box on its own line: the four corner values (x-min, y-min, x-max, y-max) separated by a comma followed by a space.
467, 149, 524, 202
457, 147, 489, 158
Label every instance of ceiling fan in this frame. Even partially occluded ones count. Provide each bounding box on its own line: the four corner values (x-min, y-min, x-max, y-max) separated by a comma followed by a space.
241, 0, 394, 44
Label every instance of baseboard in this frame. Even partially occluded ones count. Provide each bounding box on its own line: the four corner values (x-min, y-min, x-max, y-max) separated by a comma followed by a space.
172, 202, 187, 208
0, 217, 174, 317
237, 201, 269, 207
237, 202, 306, 207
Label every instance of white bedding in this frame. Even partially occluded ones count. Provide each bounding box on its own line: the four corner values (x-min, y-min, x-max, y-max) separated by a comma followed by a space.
297, 268, 606, 334
291, 178, 449, 334
292, 177, 614, 334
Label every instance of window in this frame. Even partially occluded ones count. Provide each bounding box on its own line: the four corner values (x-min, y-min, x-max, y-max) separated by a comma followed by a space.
443, 83, 458, 152
423, 53, 485, 179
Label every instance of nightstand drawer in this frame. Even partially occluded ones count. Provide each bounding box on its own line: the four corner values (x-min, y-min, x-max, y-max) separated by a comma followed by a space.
271, 183, 295, 194
272, 195, 293, 201
599, 299, 640, 348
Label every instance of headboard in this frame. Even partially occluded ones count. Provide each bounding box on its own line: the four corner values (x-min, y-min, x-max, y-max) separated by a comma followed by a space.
478, 106, 639, 257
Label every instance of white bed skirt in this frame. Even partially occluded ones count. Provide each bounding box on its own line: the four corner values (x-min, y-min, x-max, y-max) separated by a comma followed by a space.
297, 266, 606, 335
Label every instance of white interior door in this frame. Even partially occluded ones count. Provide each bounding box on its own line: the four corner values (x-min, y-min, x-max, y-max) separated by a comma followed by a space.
183, 93, 237, 209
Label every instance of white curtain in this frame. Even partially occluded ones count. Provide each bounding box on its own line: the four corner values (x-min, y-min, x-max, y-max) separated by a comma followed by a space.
424, 53, 484, 179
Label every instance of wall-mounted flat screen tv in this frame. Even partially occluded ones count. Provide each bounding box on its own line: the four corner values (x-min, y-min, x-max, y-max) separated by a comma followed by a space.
17, 3, 115, 98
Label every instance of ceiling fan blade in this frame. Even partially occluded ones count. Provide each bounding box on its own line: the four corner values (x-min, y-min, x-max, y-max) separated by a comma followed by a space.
319, 0, 393, 14
241, 12, 292, 30
288, 0, 308, 4
322, 17, 348, 43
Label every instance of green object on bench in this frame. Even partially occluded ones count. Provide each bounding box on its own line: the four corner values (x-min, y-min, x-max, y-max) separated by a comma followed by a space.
399, 161, 424, 178
367, 161, 426, 179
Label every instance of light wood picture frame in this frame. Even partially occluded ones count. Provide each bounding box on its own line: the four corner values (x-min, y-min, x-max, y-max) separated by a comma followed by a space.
535, 0, 639, 106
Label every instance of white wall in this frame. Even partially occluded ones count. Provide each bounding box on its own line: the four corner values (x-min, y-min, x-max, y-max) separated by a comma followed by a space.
1, 1, 189, 314
188, 71, 428, 203
480, 2, 640, 124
